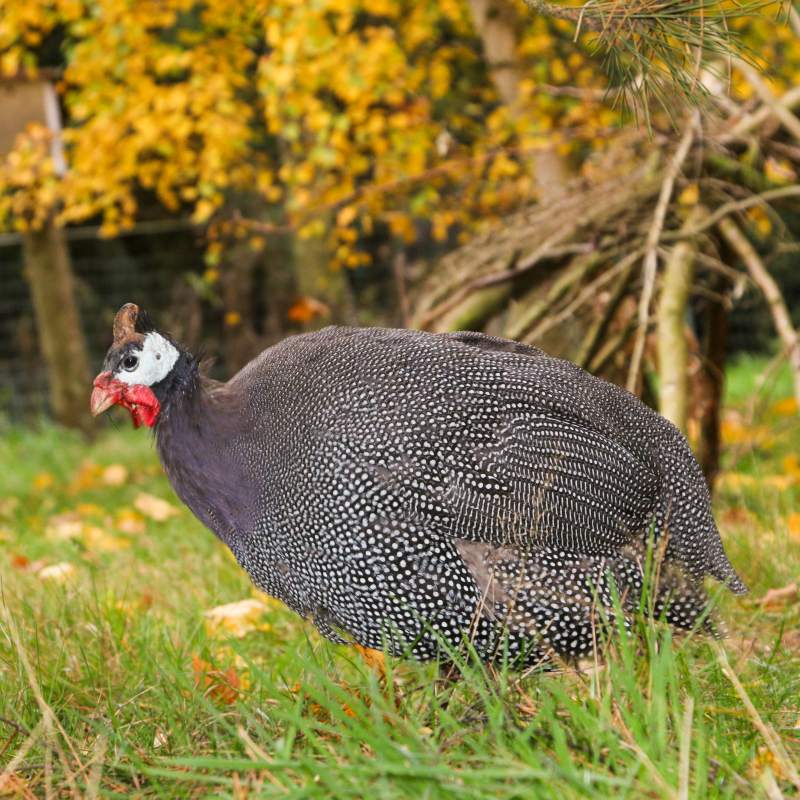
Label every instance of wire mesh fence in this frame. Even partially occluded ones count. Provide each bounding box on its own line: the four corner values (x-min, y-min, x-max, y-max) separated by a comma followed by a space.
0, 218, 790, 425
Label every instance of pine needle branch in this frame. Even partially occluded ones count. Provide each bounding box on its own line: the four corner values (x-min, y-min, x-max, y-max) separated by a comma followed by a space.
521, 1, 786, 119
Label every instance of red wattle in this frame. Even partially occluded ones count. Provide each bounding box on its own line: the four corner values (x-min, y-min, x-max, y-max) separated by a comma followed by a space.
121, 384, 161, 428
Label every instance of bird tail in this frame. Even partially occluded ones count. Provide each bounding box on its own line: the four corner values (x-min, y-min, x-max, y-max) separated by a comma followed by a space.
472, 543, 720, 664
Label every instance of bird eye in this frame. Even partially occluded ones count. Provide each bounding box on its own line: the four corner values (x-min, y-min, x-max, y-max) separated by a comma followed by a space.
122, 354, 139, 371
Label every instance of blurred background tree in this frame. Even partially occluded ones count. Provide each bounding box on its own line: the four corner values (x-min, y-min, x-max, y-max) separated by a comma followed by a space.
1, 0, 799, 477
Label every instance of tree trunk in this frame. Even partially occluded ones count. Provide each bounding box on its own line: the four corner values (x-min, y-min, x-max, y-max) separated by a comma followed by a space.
292, 229, 358, 328
22, 219, 93, 433
656, 208, 703, 432
694, 292, 728, 489
466, 0, 570, 200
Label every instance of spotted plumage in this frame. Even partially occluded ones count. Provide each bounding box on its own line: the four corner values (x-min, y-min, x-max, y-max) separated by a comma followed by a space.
92, 309, 745, 666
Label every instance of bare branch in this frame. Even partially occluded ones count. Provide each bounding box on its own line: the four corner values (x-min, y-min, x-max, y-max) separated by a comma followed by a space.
627, 112, 698, 392
735, 60, 800, 142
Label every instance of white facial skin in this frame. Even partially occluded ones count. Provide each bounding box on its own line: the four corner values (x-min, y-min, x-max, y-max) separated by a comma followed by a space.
116, 332, 179, 387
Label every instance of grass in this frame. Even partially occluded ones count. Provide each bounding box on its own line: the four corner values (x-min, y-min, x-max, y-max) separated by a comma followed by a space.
1, 354, 799, 798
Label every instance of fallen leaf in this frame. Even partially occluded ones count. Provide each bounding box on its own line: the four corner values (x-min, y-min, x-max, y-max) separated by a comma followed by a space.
287, 296, 330, 324
354, 643, 386, 678
788, 513, 800, 541
720, 414, 771, 448
116, 508, 146, 534
76, 502, 104, 517
153, 729, 169, 749
749, 745, 789, 783
134, 493, 179, 522
0, 497, 20, 517
761, 474, 796, 491
10, 553, 30, 570
68, 461, 103, 493
779, 629, 800, 652
192, 655, 241, 705
760, 582, 798, 611
83, 525, 131, 552
720, 507, 753, 526
32, 472, 54, 491
0, 773, 31, 797
204, 599, 271, 638
102, 464, 129, 486
37, 562, 76, 582
46, 512, 83, 541
773, 397, 798, 417
783, 454, 800, 480
765, 156, 797, 186
716, 472, 757, 491
677, 183, 699, 206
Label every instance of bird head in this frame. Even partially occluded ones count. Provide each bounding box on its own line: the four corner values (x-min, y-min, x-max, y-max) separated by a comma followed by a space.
90, 303, 183, 428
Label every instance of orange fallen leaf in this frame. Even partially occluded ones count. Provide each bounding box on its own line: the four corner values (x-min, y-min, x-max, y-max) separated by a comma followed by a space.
68, 461, 103, 493
116, 508, 145, 534
716, 472, 757, 491
0, 773, 32, 797
287, 296, 330, 324
761, 474, 796, 491
134, 493, 179, 522
773, 397, 798, 417
10, 553, 30, 570
192, 655, 241, 705
720, 507, 753, 526
749, 745, 789, 783
783, 454, 800, 481
32, 472, 54, 491
354, 643, 386, 679
760, 582, 798, 611
83, 525, 131, 552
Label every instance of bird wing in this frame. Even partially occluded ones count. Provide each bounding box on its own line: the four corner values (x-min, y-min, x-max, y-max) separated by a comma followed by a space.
326, 329, 659, 557
428, 331, 660, 553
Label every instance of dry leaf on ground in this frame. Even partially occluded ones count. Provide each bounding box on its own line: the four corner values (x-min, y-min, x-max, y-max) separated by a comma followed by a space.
153, 729, 169, 749
760, 582, 799, 611
134, 493, 179, 522
779, 630, 800, 653
116, 508, 145, 534
0, 497, 20, 517
787, 513, 800, 541
102, 464, 129, 486
773, 397, 798, 416
0, 773, 34, 799
204, 599, 271, 638
37, 562, 76, 582
46, 512, 83, 541
192, 655, 242, 705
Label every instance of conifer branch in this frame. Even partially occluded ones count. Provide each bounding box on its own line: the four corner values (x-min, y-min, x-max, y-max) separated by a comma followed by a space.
520, 1, 784, 117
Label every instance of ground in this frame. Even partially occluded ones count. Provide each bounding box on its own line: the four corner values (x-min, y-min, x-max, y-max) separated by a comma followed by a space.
1, 355, 799, 798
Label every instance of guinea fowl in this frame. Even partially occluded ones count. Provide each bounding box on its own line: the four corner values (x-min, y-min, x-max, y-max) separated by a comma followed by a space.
91, 303, 745, 666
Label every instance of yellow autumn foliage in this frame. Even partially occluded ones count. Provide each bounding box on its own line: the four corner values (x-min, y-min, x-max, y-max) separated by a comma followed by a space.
0, 1, 796, 268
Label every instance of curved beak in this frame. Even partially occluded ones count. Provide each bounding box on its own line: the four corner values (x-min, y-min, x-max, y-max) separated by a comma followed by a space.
90, 371, 123, 416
